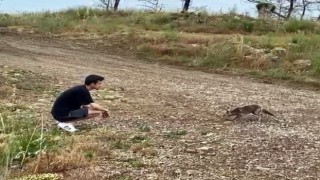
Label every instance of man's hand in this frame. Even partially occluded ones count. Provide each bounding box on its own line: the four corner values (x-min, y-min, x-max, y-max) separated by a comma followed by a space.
89, 103, 109, 118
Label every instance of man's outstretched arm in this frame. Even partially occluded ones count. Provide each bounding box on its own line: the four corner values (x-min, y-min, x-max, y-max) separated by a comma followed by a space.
89, 103, 109, 117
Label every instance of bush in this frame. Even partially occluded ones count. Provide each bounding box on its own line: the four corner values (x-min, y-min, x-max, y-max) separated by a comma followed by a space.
284, 19, 316, 33
196, 42, 237, 68
243, 21, 254, 32
147, 13, 172, 25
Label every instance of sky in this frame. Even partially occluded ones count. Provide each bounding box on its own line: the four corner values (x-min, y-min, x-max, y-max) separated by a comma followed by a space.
0, 0, 257, 16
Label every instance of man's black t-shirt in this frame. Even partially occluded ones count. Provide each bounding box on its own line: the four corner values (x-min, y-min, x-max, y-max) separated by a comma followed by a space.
51, 85, 94, 117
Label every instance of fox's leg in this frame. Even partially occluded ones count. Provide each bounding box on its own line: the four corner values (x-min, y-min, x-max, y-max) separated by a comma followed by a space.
253, 107, 262, 121
233, 114, 242, 120
253, 107, 262, 115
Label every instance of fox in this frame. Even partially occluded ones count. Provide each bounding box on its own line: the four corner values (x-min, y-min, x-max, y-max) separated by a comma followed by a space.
224, 104, 276, 121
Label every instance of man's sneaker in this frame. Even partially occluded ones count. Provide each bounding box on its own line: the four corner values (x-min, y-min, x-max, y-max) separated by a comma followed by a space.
57, 122, 78, 132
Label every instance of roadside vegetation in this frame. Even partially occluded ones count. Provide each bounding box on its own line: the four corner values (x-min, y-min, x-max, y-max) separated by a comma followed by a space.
1, 8, 320, 84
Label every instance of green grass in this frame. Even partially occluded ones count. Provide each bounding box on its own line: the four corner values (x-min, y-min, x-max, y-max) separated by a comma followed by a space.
112, 140, 131, 150
127, 158, 145, 168
164, 129, 188, 139
0, 110, 62, 177
2, 9, 320, 83
196, 42, 237, 68
284, 19, 319, 33
2, 8, 319, 34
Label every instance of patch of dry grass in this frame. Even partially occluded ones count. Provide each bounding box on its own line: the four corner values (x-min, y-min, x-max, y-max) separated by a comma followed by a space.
23, 135, 111, 174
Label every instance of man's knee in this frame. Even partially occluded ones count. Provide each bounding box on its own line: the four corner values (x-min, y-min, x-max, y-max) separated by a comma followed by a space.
69, 108, 88, 118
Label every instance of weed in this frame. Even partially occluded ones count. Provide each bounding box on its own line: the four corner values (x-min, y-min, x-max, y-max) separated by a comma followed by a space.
164, 130, 187, 139
112, 140, 130, 150
138, 123, 151, 132
127, 158, 145, 168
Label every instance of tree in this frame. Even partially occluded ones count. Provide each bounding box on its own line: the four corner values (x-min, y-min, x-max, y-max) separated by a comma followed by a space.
318, 4, 320, 20
246, 0, 320, 19
97, 0, 121, 11
181, 0, 192, 12
97, 0, 113, 11
114, 0, 120, 11
256, 2, 276, 19
298, 0, 320, 19
287, 0, 295, 19
138, 0, 164, 11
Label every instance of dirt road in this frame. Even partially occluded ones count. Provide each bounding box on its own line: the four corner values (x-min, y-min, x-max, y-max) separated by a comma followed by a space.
1, 34, 320, 179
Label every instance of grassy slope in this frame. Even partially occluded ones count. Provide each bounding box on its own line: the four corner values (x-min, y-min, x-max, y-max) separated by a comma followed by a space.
1, 8, 320, 85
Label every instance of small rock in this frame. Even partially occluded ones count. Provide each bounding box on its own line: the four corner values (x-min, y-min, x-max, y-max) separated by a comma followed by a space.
256, 166, 271, 171
16, 27, 24, 33
5, 103, 15, 107
243, 44, 265, 55
37, 99, 48, 103
130, 145, 143, 153
174, 169, 182, 174
103, 95, 119, 100
191, 44, 200, 47
118, 87, 125, 91
244, 55, 255, 62
234, 16, 241, 20
33, 102, 44, 107
186, 170, 195, 176
185, 148, 197, 153
147, 173, 159, 180
292, 59, 312, 69
266, 53, 279, 62
9, 77, 18, 82
120, 99, 127, 103
272, 47, 286, 56
13, 73, 22, 77
141, 148, 158, 156
197, 146, 212, 152
205, 133, 214, 137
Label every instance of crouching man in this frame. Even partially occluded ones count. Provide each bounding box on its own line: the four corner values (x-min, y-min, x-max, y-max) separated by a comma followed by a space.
51, 74, 109, 132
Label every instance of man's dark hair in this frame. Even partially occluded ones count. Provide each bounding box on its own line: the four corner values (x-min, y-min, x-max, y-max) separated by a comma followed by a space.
84, 74, 104, 85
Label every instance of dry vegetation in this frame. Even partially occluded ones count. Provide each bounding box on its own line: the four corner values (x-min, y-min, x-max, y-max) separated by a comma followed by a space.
1, 8, 320, 83
1, 8, 320, 180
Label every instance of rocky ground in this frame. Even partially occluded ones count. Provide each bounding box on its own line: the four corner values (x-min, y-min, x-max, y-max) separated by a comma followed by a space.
1, 33, 320, 180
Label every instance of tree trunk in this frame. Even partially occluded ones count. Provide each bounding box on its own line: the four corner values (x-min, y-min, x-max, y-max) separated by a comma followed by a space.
286, 0, 295, 19
114, 0, 120, 11
106, 0, 112, 10
300, 5, 306, 20
182, 0, 191, 13
106, 4, 110, 10
272, 11, 286, 19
